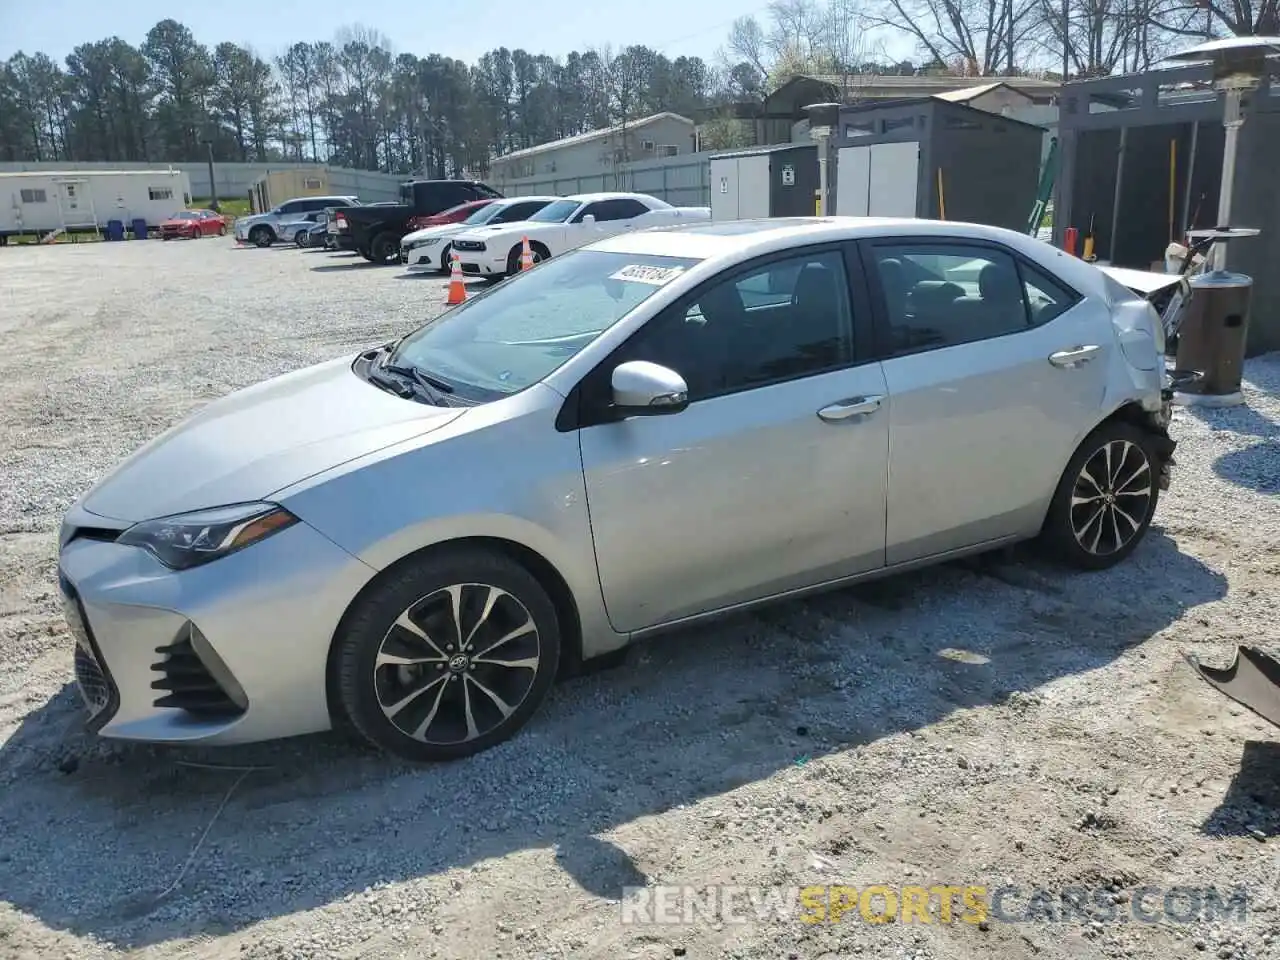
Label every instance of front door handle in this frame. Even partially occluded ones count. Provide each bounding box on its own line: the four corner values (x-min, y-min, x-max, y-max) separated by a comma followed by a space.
818, 395, 884, 422
1049, 344, 1101, 368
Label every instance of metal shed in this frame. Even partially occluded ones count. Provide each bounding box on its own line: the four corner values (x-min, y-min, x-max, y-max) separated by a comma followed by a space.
709, 143, 819, 220
830, 97, 1045, 231
1053, 62, 1280, 355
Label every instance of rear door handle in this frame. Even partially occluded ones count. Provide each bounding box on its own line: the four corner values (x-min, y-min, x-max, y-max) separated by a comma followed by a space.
1049, 345, 1101, 367
818, 395, 884, 422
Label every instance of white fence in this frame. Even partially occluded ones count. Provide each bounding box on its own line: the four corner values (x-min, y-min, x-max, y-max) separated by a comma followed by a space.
0, 161, 406, 204
496, 153, 714, 207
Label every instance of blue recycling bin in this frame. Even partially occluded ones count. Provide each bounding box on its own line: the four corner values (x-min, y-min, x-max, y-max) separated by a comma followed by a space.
131, 218, 148, 240
104, 219, 125, 241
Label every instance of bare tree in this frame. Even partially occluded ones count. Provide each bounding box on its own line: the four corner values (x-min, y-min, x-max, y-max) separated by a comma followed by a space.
866, 0, 1043, 74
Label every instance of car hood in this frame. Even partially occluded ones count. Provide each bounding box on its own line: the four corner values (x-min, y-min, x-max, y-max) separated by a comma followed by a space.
162, 219, 194, 227
459, 222, 560, 243
78, 354, 464, 523
403, 223, 472, 245
236, 213, 271, 227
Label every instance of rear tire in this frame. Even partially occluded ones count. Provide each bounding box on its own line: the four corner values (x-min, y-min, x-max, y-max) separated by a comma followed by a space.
370, 233, 400, 265
335, 548, 561, 763
1038, 421, 1160, 571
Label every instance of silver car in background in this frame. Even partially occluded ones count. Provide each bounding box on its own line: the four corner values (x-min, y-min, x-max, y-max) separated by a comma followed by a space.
57, 217, 1175, 763
234, 195, 359, 247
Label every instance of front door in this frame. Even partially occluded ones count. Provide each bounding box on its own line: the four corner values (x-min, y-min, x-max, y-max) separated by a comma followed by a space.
578, 246, 889, 634
56, 180, 94, 227
863, 239, 1112, 564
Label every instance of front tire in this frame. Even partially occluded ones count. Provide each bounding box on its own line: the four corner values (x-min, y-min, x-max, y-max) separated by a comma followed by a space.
250, 225, 274, 248
335, 548, 561, 763
1039, 421, 1160, 570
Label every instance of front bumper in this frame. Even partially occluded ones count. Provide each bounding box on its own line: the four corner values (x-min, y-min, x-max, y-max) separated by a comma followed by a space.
57, 507, 377, 746
458, 251, 506, 277
402, 246, 443, 271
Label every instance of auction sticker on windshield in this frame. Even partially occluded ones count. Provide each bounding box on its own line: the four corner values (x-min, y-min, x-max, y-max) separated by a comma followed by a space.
610, 264, 687, 286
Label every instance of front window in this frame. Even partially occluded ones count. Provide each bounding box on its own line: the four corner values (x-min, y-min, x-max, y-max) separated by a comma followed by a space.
527, 199, 582, 223
465, 203, 505, 225
388, 250, 701, 401
172, 211, 198, 220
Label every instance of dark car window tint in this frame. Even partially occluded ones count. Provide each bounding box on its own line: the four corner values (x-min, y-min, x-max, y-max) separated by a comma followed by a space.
872, 244, 1031, 355
499, 202, 545, 221
609, 249, 855, 402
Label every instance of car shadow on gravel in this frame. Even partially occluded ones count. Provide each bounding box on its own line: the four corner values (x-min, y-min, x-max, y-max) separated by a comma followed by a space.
1201, 740, 1280, 838
0, 529, 1227, 948
1183, 381, 1280, 494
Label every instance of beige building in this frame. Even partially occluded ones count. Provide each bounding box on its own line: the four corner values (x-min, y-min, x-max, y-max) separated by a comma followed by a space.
488, 113, 697, 188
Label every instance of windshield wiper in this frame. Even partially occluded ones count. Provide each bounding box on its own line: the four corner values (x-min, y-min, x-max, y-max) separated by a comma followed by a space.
383, 362, 454, 394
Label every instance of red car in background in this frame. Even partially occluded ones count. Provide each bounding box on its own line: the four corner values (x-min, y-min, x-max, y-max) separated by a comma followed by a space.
405, 198, 495, 233
160, 209, 229, 240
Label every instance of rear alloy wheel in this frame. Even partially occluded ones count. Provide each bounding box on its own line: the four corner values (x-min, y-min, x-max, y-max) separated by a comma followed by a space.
1040, 421, 1160, 570
336, 549, 561, 762
370, 233, 400, 265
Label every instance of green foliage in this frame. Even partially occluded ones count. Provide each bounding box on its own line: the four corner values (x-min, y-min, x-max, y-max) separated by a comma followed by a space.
0, 23, 731, 175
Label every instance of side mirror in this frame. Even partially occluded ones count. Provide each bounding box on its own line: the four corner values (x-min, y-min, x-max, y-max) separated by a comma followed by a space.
582, 214, 597, 224
611, 361, 689, 416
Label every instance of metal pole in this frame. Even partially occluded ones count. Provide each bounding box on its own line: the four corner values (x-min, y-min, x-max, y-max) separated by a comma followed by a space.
817, 133, 829, 216
1108, 126, 1127, 263
1213, 85, 1244, 270
1180, 120, 1199, 239
205, 141, 219, 212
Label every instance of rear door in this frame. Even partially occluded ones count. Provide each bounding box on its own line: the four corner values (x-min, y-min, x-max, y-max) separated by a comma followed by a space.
861, 237, 1111, 564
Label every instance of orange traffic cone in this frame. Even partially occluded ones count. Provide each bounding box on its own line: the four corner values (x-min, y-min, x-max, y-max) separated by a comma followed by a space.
446, 252, 467, 305
520, 236, 535, 271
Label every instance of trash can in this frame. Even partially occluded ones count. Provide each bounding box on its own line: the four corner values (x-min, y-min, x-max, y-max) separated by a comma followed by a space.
1173, 271, 1253, 403
104, 219, 125, 241
131, 218, 148, 240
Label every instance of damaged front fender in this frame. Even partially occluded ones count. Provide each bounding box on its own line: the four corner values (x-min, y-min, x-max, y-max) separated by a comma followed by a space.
1185, 647, 1280, 731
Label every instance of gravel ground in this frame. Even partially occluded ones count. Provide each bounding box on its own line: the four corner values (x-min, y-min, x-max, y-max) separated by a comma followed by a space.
1, 238, 1279, 960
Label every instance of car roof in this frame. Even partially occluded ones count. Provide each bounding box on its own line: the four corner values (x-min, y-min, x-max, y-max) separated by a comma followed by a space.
592, 216, 1026, 257
589, 216, 1105, 295
563, 191, 659, 203
495, 195, 560, 204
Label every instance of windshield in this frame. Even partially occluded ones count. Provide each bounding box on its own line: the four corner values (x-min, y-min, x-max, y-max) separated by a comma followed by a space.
388, 249, 701, 401
173, 211, 197, 220
527, 199, 582, 223
465, 202, 505, 225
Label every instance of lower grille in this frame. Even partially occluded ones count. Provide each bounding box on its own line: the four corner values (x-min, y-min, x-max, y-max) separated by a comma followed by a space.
461, 263, 481, 275
151, 630, 247, 717
59, 570, 120, 729
74, 646, 112, 714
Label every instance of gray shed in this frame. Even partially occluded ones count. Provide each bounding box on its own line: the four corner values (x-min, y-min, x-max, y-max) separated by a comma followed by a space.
709, 143, 820, 221
1053, 62, 1280, 356
831, 97, 1046, 232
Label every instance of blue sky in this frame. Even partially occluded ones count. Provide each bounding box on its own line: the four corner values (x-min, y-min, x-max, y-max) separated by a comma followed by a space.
0, 0, 809, 65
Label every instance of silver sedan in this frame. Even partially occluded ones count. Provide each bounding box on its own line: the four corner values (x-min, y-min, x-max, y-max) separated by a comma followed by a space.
57, 217, 1176, 763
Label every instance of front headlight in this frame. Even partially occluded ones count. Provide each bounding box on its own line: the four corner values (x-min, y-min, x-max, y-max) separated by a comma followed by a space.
117, 502, 299, 570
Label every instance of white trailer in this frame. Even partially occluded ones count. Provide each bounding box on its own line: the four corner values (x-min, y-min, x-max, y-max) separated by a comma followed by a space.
0, 169, 193, 240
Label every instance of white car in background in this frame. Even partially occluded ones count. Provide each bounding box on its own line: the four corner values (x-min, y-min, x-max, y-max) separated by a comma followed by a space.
400, 196, 561, 274
449, 192, 712, 281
